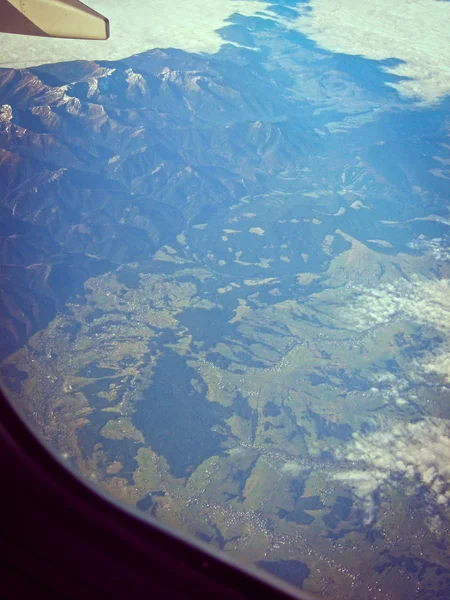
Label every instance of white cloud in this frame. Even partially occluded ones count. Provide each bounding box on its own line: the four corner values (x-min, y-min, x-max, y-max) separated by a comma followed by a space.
248, 227, 265, 236
291, 0, 450, 103
408, 236, 450, 262
282, 461, 303, 476
422, 345, 450, 384
344, 275, 450, 391
0, 0, 273, 69
334, 418, 450, 526
367, 371, 421, 408
346, 276, 450, 335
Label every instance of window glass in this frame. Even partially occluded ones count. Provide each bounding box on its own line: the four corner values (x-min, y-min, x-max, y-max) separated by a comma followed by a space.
1, 1, 450, 598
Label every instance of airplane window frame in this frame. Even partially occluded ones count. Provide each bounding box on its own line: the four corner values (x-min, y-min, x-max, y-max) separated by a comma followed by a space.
0, 384, 316, 600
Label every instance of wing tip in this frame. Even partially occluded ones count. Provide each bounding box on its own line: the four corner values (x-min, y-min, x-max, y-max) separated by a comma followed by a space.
104, 17, 110, 40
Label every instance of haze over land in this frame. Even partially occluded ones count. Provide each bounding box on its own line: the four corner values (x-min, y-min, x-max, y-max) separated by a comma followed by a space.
1, 1, 450, 598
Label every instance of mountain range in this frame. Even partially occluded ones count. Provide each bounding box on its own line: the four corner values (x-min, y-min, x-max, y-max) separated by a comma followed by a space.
0, 47, 321, 359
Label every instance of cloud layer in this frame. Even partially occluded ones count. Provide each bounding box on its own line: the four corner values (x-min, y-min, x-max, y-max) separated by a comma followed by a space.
292, 0, 450, 103
0, 0, 272, 68
3, 0, 449, 107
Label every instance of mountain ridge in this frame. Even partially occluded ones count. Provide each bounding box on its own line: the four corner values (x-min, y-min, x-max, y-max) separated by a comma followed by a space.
0, 48, 319, 358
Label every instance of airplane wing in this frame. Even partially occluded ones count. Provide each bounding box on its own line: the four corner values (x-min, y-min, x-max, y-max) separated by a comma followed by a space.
0, 0, 109, 39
